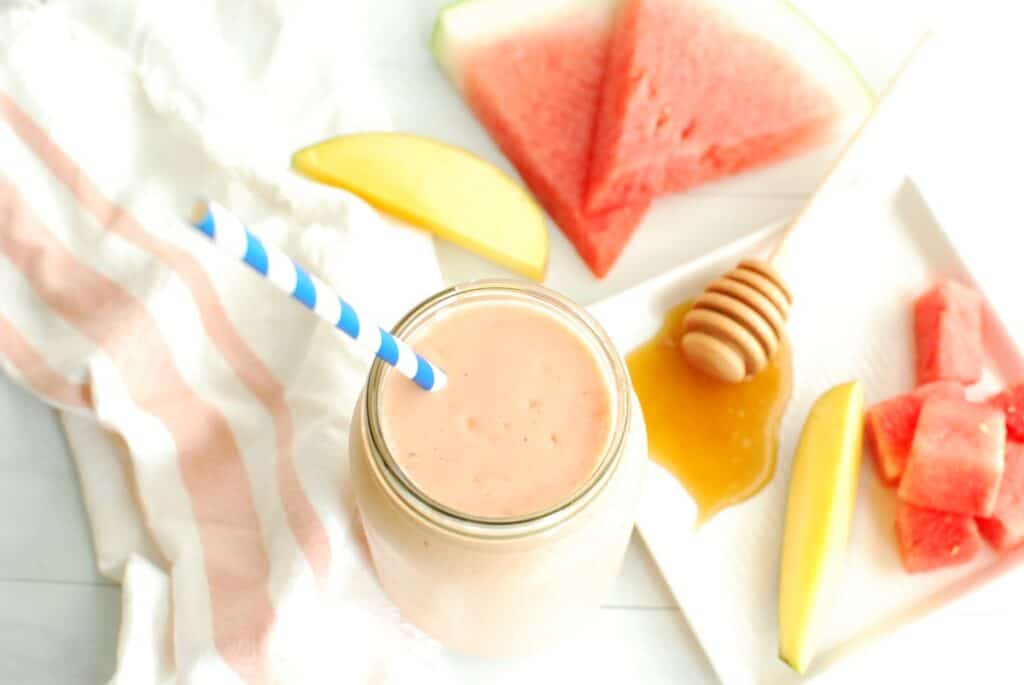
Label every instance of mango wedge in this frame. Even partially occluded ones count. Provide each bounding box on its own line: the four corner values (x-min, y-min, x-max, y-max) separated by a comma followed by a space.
778, 381, 864, 674
292, 133, 548, 281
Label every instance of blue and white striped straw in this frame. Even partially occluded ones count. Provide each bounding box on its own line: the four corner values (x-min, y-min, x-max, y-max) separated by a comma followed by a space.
189, 200, 447, 392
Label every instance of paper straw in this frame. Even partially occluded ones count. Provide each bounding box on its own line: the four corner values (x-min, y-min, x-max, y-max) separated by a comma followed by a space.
189, 200, 447, 392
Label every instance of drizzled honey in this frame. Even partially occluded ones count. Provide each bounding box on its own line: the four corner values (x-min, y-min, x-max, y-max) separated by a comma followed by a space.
627, 301, 792, 522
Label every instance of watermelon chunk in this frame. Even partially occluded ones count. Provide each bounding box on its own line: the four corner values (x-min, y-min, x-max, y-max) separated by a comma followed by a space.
865, 381, 965, 486
987, 382, 1024, 442
895, 502, 982, 573
914, 280, 984, 385
898, 397, 1005, 517
977, 441, 1024, 552
586, 0, 873, 211
432, 0, 650, 277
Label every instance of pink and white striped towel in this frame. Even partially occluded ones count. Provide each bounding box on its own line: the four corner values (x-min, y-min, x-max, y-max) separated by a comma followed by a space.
0, 1, 452, 682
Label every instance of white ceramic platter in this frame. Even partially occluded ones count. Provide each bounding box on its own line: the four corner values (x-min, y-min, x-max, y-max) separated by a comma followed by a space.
588, 36, 1024, 684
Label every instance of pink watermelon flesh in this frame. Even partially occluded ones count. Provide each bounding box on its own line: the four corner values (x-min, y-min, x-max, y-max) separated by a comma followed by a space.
898, 397, 1005, 517
987, 382, 1024, 442
914, 280, 984, 385
895, 502, 982, 573
977, 441, 1024, 552
585, 0, 840, 212
460, 21, 650, 277
866, 381, 965, 486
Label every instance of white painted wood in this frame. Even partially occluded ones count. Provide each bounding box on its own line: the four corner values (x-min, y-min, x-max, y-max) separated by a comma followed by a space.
0, 375, 109, 586
0, 579, 120, 683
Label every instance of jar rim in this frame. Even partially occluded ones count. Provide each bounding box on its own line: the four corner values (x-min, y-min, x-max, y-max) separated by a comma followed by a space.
363, 280, 631, 539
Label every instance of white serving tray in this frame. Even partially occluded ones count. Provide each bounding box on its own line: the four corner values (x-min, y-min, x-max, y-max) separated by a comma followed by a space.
588, 35, 1024, 684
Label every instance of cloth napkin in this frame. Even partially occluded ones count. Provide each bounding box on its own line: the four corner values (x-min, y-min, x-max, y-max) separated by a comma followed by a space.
0, 1, 452, 682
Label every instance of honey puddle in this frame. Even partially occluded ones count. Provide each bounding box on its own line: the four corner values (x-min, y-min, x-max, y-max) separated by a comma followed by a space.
627, 301, 792, 523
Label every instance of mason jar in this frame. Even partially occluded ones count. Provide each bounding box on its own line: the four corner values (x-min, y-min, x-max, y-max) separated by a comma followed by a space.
349, 281, 647, 656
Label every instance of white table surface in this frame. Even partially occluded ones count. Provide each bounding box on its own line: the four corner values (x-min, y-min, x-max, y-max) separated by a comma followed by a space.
4, 2, 1017, 683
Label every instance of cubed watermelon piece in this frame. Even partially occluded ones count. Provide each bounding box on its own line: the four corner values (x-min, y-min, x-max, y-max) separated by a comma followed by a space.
895, 502, 982, 573
898, 397, 1005, 516
585, 0, 872, 211
913, 280, 984, 385
987, 382, 1024, 442
866, 381, 965, 486
977, 441, 1024, 552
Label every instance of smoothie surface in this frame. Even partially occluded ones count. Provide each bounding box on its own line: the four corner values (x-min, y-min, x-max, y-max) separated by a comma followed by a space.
379, 301, 612, 519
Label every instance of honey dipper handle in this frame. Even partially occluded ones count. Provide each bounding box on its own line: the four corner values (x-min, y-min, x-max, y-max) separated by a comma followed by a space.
766, 32, 936, 269
766, 217, 801, 266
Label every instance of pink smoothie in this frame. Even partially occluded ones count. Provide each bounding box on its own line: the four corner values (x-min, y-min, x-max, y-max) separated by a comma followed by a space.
379, 301, 613, 519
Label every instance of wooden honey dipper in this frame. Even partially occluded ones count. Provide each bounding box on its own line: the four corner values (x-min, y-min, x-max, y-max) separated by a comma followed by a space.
681, 247, 794, 384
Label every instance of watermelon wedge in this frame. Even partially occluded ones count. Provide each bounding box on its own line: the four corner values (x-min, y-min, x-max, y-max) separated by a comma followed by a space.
866, 381, 965, 486
585, 0, 873, 211
898, 397, 1006, 517
895, 502, 982, 573
977, 441, 1024, 552
987, 382, 1024, 442
432, 0, 650, 278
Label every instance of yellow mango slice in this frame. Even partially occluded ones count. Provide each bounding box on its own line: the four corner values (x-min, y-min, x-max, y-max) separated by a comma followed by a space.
292, 133, 548, 281
779, 380, 864, 674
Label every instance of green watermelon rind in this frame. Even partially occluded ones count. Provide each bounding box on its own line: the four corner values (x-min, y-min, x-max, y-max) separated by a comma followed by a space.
776, 0, 876, 101
431, 0, 874, 122
740, 0, 876, 117
428, 0, 475, 77
431, 0, 616, 83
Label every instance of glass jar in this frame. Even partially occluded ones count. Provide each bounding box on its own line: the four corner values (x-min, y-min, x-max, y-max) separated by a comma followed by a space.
349, 281, 647, 656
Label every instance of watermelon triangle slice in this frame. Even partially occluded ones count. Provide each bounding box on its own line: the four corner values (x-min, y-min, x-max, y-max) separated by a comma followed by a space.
433, 0, 650, 278
585, 0, 874, 212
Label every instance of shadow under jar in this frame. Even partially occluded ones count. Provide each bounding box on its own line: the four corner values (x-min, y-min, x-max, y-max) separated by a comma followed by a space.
350, 281, 647, 657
